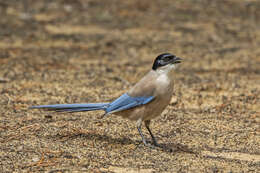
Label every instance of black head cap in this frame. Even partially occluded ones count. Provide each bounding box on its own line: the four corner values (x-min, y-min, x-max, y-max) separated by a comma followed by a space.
152, 53, 182, 70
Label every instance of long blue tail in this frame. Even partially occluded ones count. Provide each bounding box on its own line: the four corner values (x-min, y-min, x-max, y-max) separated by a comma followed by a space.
30, 93, 154, 114
30, 103, 109, 113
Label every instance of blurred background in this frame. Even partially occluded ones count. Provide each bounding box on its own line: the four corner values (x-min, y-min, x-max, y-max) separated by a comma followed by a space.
0, 0, 259, 172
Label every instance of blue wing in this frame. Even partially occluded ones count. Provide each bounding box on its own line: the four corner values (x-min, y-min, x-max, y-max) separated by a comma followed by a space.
105, 93, 154, 114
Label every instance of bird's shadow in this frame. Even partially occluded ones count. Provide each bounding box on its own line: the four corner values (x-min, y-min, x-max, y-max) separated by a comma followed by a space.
157, 142, 198, 154
53, 131, 197, 154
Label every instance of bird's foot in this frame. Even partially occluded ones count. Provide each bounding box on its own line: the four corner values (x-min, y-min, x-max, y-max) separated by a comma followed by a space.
143, 142, 156, 149
142, 140, 160, 149
152, 139, 159, 147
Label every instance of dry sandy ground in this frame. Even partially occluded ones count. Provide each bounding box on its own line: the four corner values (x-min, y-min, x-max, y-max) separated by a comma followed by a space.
0, 0, 260, 172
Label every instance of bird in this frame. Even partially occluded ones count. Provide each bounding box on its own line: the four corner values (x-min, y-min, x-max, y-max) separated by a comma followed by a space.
30, 53, 182, 147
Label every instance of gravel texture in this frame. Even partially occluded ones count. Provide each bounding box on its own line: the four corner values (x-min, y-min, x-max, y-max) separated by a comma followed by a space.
0, 0, 260, 172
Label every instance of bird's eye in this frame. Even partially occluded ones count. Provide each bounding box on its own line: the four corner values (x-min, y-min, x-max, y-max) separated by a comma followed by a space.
163, 57, 172, 62
159, 59, 167, 65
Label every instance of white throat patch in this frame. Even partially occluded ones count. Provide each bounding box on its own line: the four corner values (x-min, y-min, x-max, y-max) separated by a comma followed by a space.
156, 63, 177, 75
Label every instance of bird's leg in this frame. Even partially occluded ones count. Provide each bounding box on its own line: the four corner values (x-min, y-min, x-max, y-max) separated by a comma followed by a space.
144, 120, 159, 146
137, 119, 150, 147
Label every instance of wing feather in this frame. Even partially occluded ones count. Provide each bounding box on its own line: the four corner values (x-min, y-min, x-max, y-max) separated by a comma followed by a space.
105, 93, 154, 114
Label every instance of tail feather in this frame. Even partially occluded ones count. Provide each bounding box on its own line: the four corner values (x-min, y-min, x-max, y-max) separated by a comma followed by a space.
30, 103, 109, 112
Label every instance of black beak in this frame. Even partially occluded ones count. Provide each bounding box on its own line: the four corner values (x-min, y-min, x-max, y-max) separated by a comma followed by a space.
172, 57, 182, 64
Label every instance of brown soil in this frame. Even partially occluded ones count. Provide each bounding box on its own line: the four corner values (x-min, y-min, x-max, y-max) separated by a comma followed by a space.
0, 0, 260, 172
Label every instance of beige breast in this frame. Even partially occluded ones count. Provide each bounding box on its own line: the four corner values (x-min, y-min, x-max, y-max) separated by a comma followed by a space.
114, 70, 174, 121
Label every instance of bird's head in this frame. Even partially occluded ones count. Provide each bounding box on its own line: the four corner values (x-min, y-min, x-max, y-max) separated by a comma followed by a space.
152, 53, 182, 72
